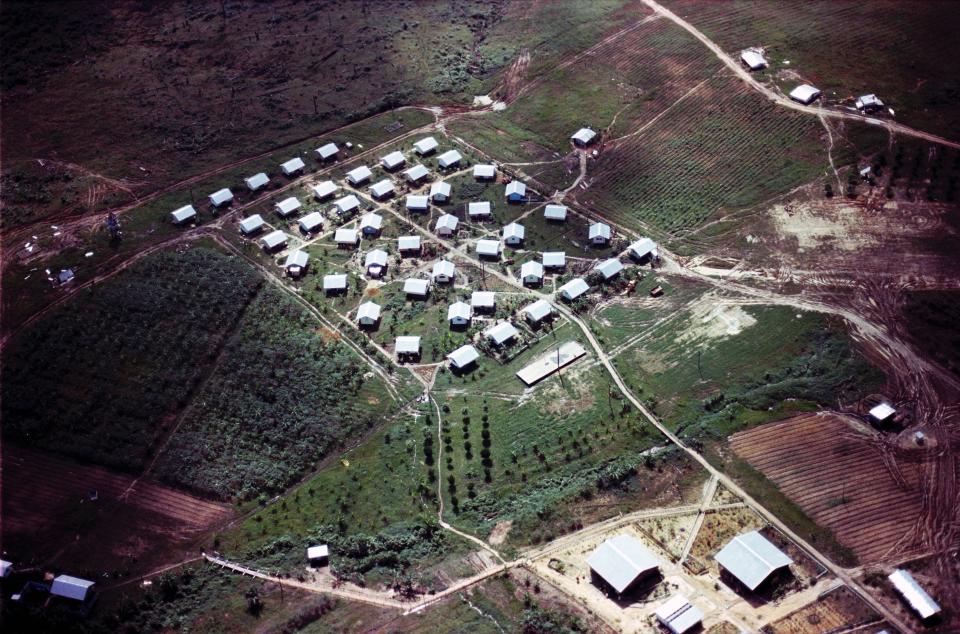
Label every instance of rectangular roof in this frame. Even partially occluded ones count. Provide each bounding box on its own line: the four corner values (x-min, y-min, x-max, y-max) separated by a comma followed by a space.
360, 212, 383, 231
414, 136, 438, 154
281, 157, 305, 174
334, 194, 360, 212
364, 248, 388, 268
595, 258, 624, 279
485, 321, 519, 345
471, 291, 495, 308
589, 222, 611, 239
586, 534, 659, 594
405, 164, 429, 182
370, 179, 394, 198
789, 84, 821, 104
474, 164, 496, 178
275, 196, 302, 216
334, 228, 358, 243
870, 403, 896, 421
436, 213, 459, 232
245, 172, 269, 190
476, 239, 500, 256
307, 544, 329, 560
346, 165, 372, 183
544, 204, 567, 220
740, 50, 767, 70
655, 596, 703, 634
468, 201, 492, 216
521, 260, 544, 279
298, 211, 324, 232
629, 237, 657, 259
447, 344, 479, 368
889, 569, 941, 619
406, 194, 429, 210
516, 341, 585, 385
522, 298, 553, 322
240, 214, 264, 233
404, 278, 429, 295
438, 149, 462, 167
571, 128, 596, 144
505, 180, 526, 197
542, 251, 566, 268
398, 235, 421, 251
448, 301, 472, 321
430, 180, 451, 198
714, 530, 793, 591
323, 273, 347, 289
503, 222, 525, 240
381, 150, 405, 169
433, 260, 456, 278
357, 302, 381, 322
261, 229, 288, 250
209, 188, 233, 206
50, 575, 95, 601
396, 336, 421, 354
312, 180, 338, 199
284, 249, 309, 269
316, 143, 338, 159
559, 277, 589, 300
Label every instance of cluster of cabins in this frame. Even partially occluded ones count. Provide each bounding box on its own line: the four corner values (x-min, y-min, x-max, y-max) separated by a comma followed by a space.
738, 48, 885, 112
586, 528, 942, 630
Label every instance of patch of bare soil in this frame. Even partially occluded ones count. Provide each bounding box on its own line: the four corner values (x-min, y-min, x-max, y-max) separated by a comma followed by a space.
488, 521, 513, 546
2, 444, 233, 578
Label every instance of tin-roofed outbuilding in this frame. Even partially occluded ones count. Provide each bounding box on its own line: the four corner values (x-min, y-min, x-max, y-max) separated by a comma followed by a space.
448, 301, 472, 326
438, 149, 462, 169
298, 211, 324, 233
714, 530, 793, 591
544, 204, 567, 221
655, 596, 703, 634
261, 230, 288, 252
239, 214, 265, 236
414, 136, 438, 155
889, 569, 941, 620
558, 277, 589, 301
587, 535, 659, 596
360, 212, 383, 235
334, 194, 360, 215
789, 84, 821, 105
275, 196, 302, 218
476, 239, 500, 258
595, 258, 624, 280
311, 180, 338, 201
447, 344, 480, 370
571, 128, 597, 147
171, 204, 197, 225
284, 250, 309, 277
433, 260, 455, 283
357, 301, 381, 326
281, 157, 305, 176
307, 545, 329, 566
405, 164, 430, 184
404, 278, 430, 297
520, 260, 544, 285
406, 195, 429, 212
245, 172, 269, 191
474, 164, 496, 180
381, 151, 405, 171
315, 143, 339, 160
209, 188, 233, 208
430, 180, 451, 202
435, 213, 459, 236
589, 222, 611, 244
346, 165, 372, 186
505, 180, 526, 202
370, 179, 395, 200
485, 321, 519, 346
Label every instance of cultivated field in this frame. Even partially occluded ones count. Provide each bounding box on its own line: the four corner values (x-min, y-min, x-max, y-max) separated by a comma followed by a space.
730, 412, 926, 564
762, 586, 879, 634
2, 444, 232, 576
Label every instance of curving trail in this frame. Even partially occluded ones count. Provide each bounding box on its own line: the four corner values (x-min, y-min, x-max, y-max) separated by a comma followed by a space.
640, 0, 960, 151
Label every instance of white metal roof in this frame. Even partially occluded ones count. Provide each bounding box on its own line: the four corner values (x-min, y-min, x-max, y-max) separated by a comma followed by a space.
789, 84, 821, 104
245, 172, 269, 191
436, 214, 459, 232
438, 149, 462, 168
655, 596, 703, 634
595, 258, 624, 279
284, 249, 309, 269
430, 180, 451, 199
586, 535, 659, 594
433, 260, 456, 279
261, 230, 288, 250
523, 298, 553, 322
281, 157, 305, 174
471, 291, 495, 308
357, 302, 381, 322
240, 214, 264, 234
323, 273, 347, 290
629, 237, 657, 259
414, 136, 438, 155
474, 164, 496, 179
365, 249, 388, 268
346, 165, 372, 184
505, 180, 526, 198
315, 143, 339, 159
889, 569, 941, 619
589, 222, 611, 240
476, 239, 500, 256
396, 335, 421, 354
209, 188, 233, 206
398, 235, 421, 251
312, 180, 338, 199
171, 204, 197, 223
571, 127, 597, 144
334, 194, 360, 213
544, 204, 567, 220
559, 277, 589, 300
448, 344, 480, 368
448, 301, 472, 321
856, 94, 884, 109
542, 251, 566, 268
50, 575, 95, 601
298, 211, 324, 232
503, 222, 525, 241
869, 402, 896, 421
485, 321, 519, 345
360, 212, 383, 231
404, 278, 429, 296
406, 194, 429, 210
405, 164, 430, 182
0, 560, 11, 577
714, 530, 793, 591
275, 196, 302, 216
307, 544, 329, 560
334, 228, 358, 243
370, 179, 395, 198
740, 50, 767, 70
381, 151, 405, 169
521, 260, 544, 280
468, 201, 492, 217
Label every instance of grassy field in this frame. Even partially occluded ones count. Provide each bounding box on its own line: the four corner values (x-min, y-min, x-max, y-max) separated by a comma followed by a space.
904, 290, 960, 378
1, 245, 261, 471
611, 300, 885, 438
575, 75, 828, 237
662, 0, 960, 140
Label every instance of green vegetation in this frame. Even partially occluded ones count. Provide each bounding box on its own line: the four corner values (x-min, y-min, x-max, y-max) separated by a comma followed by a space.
904, 290, 960, 378
612, 302, 885, 440
2, 247, 260, 471
154, 285, 407, 501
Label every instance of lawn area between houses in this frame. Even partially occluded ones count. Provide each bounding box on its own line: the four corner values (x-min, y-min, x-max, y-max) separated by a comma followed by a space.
1, 245, 261, 471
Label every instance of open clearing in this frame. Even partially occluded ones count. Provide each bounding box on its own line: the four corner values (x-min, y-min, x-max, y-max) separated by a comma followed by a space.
730, 412, 926, 564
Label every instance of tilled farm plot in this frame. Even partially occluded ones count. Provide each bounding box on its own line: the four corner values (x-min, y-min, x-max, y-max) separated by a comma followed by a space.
575, 75, 825, 236
730, 412, 924, 563
2, 444, 232, 575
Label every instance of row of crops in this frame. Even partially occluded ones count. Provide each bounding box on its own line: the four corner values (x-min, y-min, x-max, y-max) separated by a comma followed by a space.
578, 76, 826, 235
